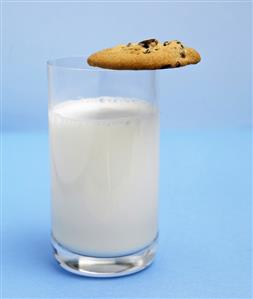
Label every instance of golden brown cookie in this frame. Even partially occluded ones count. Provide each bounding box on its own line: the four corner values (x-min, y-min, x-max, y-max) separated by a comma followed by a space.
87, 39, 201, 70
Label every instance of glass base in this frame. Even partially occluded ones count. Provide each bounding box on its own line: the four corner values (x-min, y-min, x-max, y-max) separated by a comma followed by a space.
52, 237, 157, 277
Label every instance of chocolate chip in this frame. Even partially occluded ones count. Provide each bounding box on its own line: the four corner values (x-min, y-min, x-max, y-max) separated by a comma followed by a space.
126, 43, 132, 47
160, 64, 172, 69
180, 51, 186, 58
163, 41, 171, 46
176, 61, 181, 67
138, 39, 158, 48
176, 41, 181, 44
144, 48, 151, 54
180, 44, 184, 49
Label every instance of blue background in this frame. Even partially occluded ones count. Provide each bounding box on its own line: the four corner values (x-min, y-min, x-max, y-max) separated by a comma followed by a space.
3, 1, 251, 131
2, 1, 252, 298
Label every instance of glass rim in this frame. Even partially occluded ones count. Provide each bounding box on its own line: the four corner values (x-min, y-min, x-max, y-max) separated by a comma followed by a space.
47, 56, 111, 72
47, 56, 157, 73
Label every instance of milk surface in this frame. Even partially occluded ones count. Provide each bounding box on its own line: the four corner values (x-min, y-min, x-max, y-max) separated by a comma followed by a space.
49, 97, 159, 256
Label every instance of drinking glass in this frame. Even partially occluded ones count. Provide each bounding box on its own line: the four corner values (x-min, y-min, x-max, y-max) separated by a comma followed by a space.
47, 57, 159, 277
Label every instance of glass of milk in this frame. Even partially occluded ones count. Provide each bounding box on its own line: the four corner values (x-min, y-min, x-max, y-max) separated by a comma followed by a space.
47, 57, 159, 277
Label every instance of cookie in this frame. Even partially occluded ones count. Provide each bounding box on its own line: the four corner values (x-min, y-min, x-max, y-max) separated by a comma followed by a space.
87, 39, 201, 70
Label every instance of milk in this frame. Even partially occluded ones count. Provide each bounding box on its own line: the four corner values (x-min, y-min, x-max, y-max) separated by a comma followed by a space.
49, 97, 159, 256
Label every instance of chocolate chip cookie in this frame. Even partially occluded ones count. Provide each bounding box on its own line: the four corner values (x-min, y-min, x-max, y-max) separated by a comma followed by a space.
87, 39, 201, 70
